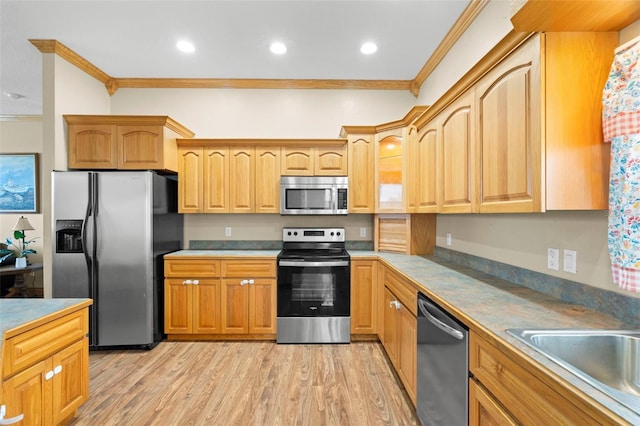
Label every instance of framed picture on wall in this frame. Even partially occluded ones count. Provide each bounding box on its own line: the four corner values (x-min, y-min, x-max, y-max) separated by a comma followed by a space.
0, 153, 39, 213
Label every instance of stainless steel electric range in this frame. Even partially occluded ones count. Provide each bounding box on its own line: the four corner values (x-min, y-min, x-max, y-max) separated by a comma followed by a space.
276, 227, 350, 343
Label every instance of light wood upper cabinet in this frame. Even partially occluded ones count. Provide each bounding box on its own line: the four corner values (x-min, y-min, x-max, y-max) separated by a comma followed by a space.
65, 115, 194, 172
255, 147, 281, 213
376, 132, 405, 212
476, 31, 616, 212
204, 147, 230, 213
440, 90, 476, 213
412, 31, 616, 213
412, 118, 440, 213
346, 133, 375, 213
315, 145, 348, 175
229, 147, 255, 213
177, 146, 230, 213
281, 144, 347, 176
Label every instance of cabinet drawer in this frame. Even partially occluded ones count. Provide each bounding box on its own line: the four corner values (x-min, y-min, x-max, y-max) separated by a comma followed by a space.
3, 309, 88, 378
469, 332, 597, 425
165, 259, 221, 277
384, 269, 417, 316
221, 260, 276, 278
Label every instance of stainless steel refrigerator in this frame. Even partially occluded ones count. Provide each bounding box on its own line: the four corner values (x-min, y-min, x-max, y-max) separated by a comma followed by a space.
52, 171, 183, 349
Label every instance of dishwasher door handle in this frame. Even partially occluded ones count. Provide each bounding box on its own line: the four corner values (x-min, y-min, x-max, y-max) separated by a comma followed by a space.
418, 298, 465, 341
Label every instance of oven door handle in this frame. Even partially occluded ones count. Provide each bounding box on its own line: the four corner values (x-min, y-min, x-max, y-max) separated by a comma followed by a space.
278, 260, 349, 267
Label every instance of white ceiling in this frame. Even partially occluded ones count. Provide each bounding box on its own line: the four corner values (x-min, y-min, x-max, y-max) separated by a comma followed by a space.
0, 0, 471, 116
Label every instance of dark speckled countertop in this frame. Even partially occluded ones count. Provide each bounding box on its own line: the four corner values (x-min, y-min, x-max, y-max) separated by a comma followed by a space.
168, 249, 639, 422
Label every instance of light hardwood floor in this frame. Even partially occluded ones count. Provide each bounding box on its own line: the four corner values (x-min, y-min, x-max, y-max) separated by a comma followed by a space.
69, 341, 419, 426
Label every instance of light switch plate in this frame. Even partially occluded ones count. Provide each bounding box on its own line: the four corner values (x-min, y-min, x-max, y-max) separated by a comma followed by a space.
563, 249, 577, 274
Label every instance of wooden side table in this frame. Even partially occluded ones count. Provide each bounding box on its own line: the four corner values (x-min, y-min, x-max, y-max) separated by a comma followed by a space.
0, 262, 43, 297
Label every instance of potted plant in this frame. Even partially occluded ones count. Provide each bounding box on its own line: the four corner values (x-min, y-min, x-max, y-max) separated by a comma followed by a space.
4, 230, 37, 269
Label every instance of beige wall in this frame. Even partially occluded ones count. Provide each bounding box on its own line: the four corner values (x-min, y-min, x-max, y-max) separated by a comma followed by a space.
0, 117, 44, 289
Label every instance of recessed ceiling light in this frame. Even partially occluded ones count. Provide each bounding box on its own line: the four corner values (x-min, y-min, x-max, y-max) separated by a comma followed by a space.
176, 40, 195, 53
270, 42, 287, 55
360, 42, 378, 55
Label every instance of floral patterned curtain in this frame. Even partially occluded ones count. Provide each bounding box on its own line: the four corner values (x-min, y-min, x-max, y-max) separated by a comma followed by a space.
603, 35, 640, 292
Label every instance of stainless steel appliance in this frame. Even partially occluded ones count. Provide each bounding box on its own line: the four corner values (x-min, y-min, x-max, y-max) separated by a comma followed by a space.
417, 292, 469, 426
280, 176, 348, 215
52, 171, 183, 349
276, 227, 350, 343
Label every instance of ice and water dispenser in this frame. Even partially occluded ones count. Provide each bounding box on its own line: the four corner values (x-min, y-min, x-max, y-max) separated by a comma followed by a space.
56, 220, 83, 253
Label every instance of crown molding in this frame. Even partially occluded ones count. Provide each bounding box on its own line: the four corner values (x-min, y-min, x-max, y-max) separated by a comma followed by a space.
28, 1, 483, 97
410, 0, 490, 96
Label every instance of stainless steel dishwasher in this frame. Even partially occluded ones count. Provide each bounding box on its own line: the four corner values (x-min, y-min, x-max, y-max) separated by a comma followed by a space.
417, 292, 469, 426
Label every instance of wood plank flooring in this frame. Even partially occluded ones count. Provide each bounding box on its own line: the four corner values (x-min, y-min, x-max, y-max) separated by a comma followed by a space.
69, 341, 419, 426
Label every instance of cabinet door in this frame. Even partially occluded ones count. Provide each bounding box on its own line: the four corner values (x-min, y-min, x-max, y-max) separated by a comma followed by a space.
2, 360, 47, 426
229, 147, 255, 213
249, 279, 277, 334
67, 124, 117, 169
347, 135, 375, 213
281, 147, 313, 176
398, 306, 417, 405
315, 145, 347, 176
440, 90, 475, 213
414, 119, 440, 213
476, 37, 541, 213
204, 147, 230, 213
164, 278, 192, 334
350, 260, 377, 334
377, 135, 404, 212
469, 379, 518, 426
382, 288, 399, 367
221, 279, 249, 334
178, 147, 203, 213
117, 125, 164, 169
255, 147, 280, 213
52, 338, 89, 425
193, 279, 221, 334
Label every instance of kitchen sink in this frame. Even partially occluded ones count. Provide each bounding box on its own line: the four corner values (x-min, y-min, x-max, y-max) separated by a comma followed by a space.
506, 329, 640, 414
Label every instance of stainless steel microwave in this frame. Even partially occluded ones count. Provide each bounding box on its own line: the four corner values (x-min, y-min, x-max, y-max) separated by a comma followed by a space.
280, 176, 348, 215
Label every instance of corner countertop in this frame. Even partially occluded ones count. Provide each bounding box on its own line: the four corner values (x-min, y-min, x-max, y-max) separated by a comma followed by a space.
0, 298, 92, 341
167, 249, 638, 423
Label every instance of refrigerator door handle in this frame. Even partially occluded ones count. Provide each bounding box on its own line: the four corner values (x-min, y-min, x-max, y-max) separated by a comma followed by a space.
90, 172, 100, 346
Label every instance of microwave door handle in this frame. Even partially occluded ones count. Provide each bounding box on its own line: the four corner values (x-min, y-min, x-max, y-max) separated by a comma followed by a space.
332, 187, 338, 212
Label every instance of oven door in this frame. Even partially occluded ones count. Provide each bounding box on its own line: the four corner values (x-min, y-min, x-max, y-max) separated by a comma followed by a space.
277, 259, 350, 317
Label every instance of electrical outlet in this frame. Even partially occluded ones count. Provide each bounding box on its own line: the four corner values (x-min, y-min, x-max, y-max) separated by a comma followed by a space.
360, 227, 366, 237
564, 249, 577, 274
446, 233, 452, 246
547, 248, 559, 271
225, 227, 232, 237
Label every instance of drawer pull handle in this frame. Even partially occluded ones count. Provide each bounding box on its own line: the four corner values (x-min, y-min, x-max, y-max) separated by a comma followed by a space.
193, 280, 199, 285
390, 300, 401, 310
0, 405, 24, 425
183, 280, 191, 285
45, 370, 54, 380
54, 365, 63, 375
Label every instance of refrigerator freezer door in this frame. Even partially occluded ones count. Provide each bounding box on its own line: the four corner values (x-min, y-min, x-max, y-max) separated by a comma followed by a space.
52, 171, 92, 299
95, 172, 154, 346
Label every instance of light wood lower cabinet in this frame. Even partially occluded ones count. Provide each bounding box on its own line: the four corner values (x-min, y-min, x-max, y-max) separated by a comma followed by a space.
1, 308, 90, 426
164, 258, 276, 339
221, 260, 277, 335
380, 266, 417, 405
350, 260, 377, 335
164, 260, 222, 334
469, 331, 612, 425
